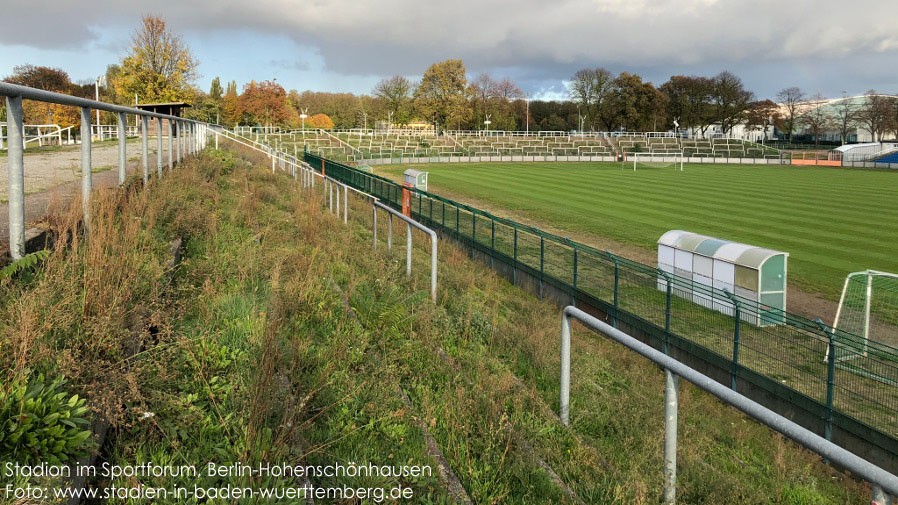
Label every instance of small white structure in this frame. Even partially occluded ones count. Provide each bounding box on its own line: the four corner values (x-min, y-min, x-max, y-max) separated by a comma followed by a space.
658, 230, 789, 326
403, 169, 428, 191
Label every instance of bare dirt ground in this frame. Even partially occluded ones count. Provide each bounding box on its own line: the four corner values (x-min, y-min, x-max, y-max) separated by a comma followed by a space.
412, 180, 841, 324
0, 140, 159, 202
0, 141, 162, 251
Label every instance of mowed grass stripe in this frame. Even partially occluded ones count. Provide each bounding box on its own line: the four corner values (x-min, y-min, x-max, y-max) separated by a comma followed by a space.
423, 167, 896, 257
381, 162, 898, 296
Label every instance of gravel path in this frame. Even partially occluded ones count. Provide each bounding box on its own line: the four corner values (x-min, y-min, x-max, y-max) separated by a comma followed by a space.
0, 140, 160, 202
0, 140, 164, 251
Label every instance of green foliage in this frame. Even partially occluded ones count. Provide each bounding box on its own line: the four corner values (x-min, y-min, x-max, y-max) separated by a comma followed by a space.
0, 249, 49, 280
0, 374, 94, 464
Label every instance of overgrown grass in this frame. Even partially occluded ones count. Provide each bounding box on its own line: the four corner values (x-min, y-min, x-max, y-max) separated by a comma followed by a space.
0, 145, 874, 504
378, 162, 898, 299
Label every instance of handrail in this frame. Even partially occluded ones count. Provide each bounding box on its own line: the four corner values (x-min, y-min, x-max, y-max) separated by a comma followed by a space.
372, 200, 438, 303
559, 305, 898, 504
0, 82, 198, 123
2, 82, 209, 260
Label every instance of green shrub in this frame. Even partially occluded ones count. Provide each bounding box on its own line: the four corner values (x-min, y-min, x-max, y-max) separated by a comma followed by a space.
0, 374, 94, 464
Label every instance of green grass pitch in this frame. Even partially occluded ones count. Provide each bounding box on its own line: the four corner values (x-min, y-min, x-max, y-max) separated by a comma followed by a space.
379, 162, 898, 298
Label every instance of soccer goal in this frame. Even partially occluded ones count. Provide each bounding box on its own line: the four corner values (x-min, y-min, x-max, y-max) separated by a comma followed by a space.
630, 151, 684, 171
825, 270, 898, 363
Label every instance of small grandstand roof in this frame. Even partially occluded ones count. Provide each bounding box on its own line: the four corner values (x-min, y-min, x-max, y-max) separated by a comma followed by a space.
136, 101, 192, 107
657, 230, 788, 268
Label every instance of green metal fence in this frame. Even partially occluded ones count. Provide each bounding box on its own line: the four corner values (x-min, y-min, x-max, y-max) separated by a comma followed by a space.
305, 152, 898, 460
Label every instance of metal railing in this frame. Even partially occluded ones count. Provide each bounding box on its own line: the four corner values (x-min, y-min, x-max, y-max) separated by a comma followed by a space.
1, 82, 210, 260
559, 305, 897, 505
372, 201, 438, 303
302, 151, 898, 469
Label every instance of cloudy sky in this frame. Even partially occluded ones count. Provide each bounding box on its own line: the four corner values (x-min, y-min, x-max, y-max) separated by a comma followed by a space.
2, 0, 896, 100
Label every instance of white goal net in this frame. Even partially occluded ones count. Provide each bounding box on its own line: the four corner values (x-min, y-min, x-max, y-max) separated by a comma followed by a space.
629, 151, 684, 171
826, 270, 898, 363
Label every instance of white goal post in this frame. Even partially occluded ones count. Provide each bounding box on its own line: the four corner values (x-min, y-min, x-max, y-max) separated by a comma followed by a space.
825, 269, 898, 363
630, 151, 684, 171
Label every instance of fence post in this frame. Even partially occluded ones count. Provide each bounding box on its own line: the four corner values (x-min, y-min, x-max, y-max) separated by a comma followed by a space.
471, 212, 476, 259
560, 311, 571, 426
814, 319, 837, 442
156, 117, 163, 176
167, 120, 173, 171
117, 112, 127, 185
658, 268, 673, 353
725, 289, 741, 390
610, 252, 620, 328
406, 223, 412, 277
80, 107, 93, 234
539, 236, 545, 300
343, 183, 348, 224
141, 116, 148, 184
372, 203, 378, 248
513, 228, 518, 286
388, 212, 393, 252
176, 121, 181, 163
5, 95, 25, 260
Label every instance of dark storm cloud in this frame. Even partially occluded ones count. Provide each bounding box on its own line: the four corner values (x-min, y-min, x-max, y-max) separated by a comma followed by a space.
4, 0, 897, 96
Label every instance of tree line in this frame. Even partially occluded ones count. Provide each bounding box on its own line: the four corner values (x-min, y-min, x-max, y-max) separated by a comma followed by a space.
3, 14, 897, 142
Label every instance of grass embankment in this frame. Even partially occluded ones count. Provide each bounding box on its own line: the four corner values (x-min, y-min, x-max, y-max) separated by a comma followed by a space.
0, 145, 871, 503
378, 162, 898, 299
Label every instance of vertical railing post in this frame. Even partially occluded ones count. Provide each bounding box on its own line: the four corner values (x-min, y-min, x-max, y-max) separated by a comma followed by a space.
539, 236, 545, 300
872, 486, 892, 505
663, 369, 679, 505
344, 184, 348, 224
725, 289, 741, 391
372, 203, 378, 248
513, 228, 518, 286
490, 220, 496, 269
116, 112, 127, 185
388, 212, 393, 252
156, 117, 163, 176
80, 107, 93, 233
141, 115, 148, 184
815, 319, 837, 442
406, 223, 412, 277
176, 121, 181, 164
609, 252, 620, 328
560, 311, 571, 426
471, 212, 476, 259
5, 95, 25, 260
167, 120, 173, 171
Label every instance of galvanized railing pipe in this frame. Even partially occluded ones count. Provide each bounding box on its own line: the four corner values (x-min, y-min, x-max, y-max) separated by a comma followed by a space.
117, 112, 126, 185
80, 107, 92, 234
5, 96, 25, 259
559, 305, 898, 504
372, 200, 437, 303
141, 116, 149, 185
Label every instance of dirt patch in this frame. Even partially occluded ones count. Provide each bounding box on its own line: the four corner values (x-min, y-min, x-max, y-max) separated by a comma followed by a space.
0, 140, 159, 202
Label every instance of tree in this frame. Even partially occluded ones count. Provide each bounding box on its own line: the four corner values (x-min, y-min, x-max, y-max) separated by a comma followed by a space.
660, 75, 714, 135
776, 87, 805, 142
114, 15, 199, 103
208, 77, 223, 124
414, 60, 471, 132
799, 94, 833, 146
569, 67, 614, 130
3, 64, 80, 128
373, 75, 414, 126
745, 100, 780, 143
237, 80, 289, 128
831, 96, 858, 145
708, 71, 754, 135
856, 91, 892, 142
220, 80, 239, 127
308, 113, 334, 130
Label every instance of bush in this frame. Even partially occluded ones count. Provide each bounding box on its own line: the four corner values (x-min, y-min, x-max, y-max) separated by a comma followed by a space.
0, 374, 94, 464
